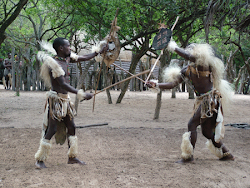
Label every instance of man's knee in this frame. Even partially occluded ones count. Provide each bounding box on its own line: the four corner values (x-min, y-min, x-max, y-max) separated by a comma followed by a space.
67, 125, 76, 135
188, 122, 197, 132
201, 129, 213, 139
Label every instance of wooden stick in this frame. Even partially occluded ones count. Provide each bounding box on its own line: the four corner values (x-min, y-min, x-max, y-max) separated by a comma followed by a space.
171, 16, 179, 31
94, 69, 150, 95
144, 50, 163, 85
76, 123, 108, 128
113, 63, 158, 90
113, 63, 146, 83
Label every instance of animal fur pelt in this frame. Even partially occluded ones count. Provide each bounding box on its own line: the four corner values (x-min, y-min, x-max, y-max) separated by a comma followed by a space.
162, 63, 181, 83
181, 132, 193, 160
206, 139, 223, 159
39, 41, 57, 55
35, 138, 52, 161
68, 135, 78, 158
92, 17, 121, 67
38, 51, 65, 88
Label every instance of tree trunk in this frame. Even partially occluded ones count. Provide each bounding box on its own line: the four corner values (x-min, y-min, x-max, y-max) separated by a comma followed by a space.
116, 48, 147, 104
0, 0, 29, 45
103, 63, 112, 104
74, 60, 95, 113
11, 48, 15, 91
15, 50, 21, 96
234, 65, 245, 94
238, 69, 246, 94
225, 50, 238, 83
154, 49, 169, 119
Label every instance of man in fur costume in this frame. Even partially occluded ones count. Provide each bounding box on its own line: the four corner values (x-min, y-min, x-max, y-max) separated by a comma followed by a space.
35, 37, 108, 168
146, 40, 234, 163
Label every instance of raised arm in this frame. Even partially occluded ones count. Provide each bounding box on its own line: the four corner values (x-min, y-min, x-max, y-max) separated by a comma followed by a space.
167, 40, 196, 62
70, 44, 109, 62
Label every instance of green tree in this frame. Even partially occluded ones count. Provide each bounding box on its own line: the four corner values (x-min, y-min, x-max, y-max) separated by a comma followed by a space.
0, 0, 28, 45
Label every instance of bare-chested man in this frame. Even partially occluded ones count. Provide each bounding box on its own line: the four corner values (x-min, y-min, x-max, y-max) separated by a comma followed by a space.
35, 37, 108, 168
147, 40, 234, 163
4, 53, 12, 90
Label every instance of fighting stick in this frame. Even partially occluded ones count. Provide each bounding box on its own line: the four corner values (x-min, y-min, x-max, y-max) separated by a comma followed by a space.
113, 63, 145, 83
94, 69, 150, 95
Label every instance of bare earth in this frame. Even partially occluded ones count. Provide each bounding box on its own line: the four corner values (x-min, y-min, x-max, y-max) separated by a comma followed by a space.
0, 86, 250, 188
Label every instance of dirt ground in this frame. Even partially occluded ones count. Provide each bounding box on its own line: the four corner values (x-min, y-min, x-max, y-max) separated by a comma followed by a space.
0, 86, 250, 188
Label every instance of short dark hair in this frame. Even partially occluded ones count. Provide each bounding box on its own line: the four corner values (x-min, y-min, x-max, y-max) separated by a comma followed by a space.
53, 37, 67, 52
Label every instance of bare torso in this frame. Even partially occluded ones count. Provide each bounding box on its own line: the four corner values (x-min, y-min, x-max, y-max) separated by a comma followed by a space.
182, 64, 213, 96
50, 57, 72, 94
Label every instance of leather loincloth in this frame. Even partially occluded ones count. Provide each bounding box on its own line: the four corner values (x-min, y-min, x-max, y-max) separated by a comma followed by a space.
42, 90, 76, 145
193, 89, 225, 143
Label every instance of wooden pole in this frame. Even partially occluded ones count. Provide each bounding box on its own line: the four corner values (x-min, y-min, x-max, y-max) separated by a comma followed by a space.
76, 123, 108, 128
92, 62, 103, 112
95, 69, 150, 95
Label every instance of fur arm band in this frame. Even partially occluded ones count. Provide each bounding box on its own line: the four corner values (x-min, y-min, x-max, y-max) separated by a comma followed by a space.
70, 52, 79, 61
167, 39, 179, 53
77, 89, 87, 101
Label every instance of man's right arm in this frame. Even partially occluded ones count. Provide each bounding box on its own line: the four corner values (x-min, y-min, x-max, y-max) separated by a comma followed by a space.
157, 75, 183, 90
146, 74, 183, 90
55, 76, 93, 100
55, 76, 78, 94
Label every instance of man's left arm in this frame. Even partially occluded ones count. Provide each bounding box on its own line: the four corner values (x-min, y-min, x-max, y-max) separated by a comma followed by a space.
70, 44, 108, 62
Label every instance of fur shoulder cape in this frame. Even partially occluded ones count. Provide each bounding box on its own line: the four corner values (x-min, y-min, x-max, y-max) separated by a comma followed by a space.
38, 51, 65, 87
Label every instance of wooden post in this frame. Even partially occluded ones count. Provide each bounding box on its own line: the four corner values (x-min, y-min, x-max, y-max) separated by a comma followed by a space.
11, 47, 15, 91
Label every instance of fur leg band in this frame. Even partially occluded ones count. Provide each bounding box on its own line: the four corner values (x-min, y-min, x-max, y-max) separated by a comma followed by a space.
2, 77, 6, 88
181, 132, 194, 160
68, 135, 78, 158
206, 139, 223, 159
35, 138, 52, 161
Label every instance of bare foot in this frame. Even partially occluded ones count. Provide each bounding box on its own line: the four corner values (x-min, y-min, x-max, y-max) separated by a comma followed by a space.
35, 161, 47, 168
68, 157, 86, 165
220, 153, 235, 161
175, 156, 194, 164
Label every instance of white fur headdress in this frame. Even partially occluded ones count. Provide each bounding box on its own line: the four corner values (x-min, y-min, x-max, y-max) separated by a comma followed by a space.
39, 40, 57, 55
37, 40, 65, 87
189, 43, 233, 112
